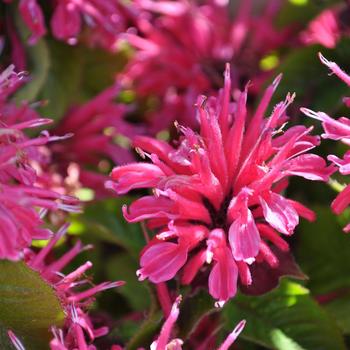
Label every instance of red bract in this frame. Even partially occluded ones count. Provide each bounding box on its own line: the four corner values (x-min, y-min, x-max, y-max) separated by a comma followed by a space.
107, 66, 332, 304
302, 53, 350, 232
51, 84, 145, 197
120, 0, 293, 132
149, 296, 245, 350
0, 66, 79, 260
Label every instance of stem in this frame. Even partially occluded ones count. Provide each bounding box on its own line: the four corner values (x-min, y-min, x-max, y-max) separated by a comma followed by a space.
156, 282, 172, 318
328, 178, 346, 193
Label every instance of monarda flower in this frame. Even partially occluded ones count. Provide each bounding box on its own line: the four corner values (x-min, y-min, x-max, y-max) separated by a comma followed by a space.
120, 0, 293, 132
0, 66, 79, 260
50, 83, 145, 197
301, 5, 350, 49
8, 0, 131, 50
302, 53, 350, 232
107, 66, 333, 304
6, 224, 124, 350
149, 296, 245, 350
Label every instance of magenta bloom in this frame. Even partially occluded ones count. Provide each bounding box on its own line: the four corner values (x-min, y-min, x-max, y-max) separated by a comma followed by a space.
51, 84, 145, 196
107, 66, 332, 303
50, 0, 129, 49
302, 53, 350, 232
18, 0, 47, 45
5, 224, 123, 350
150, 296, 245, 350
0, 66, 79, 260
120, 0, 293, 132
12, 0, 130, 50
301, 5, 350, 49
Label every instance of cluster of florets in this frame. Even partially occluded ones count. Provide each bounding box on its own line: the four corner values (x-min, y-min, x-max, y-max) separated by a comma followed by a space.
1, 67, 122, 349
49, 83, 145, 197
4, 2, 350, 349
108, 65, 333, 304
0, 66, 79, 260
119, 0, 293, 133
303, 53, 350, 232
11, 0, 131, 49
25, 224, 123, 350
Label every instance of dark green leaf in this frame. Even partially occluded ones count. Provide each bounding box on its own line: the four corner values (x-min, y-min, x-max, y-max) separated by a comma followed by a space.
177, 290, 217, 340
37, 40, 84, 121
0, 261, 65, 350
223, 280, 346, 350
81, 198, 145, 258
296, 205, 350, 333
106, 253, 150, 311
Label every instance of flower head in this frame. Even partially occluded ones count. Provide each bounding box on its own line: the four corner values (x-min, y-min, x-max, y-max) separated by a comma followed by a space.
120, 0, 293, 132
0, 66, 80, 260
302, 53, 350, 232
25, 224, 124, 350
50, 83, 145, 197
301, 5, 350, 49
108, 66, 332, 303
6, 0, 131, 50
50, 0, 130, 49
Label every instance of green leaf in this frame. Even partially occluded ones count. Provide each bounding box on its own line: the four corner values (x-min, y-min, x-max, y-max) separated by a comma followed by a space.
223, 280, 346, 350
296, 206, 350, 333
13, 38, 50, 104
106, 253, 150, 311
276, 0, 341, 27
126, 311, 162, 350
36, 40, 84, 121
11, 7, 50, 104
177, 290, 217, 340
0, 261, 65, 350
271, 39, 350, 114
79, 46, 129, 98
81, 198, 145, 258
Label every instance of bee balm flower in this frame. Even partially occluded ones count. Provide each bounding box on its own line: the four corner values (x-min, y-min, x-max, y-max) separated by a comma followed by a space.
0, 66, 80, 260
107, 66, 332, 303
302, 53, 350, 232
25, 224, 124, 350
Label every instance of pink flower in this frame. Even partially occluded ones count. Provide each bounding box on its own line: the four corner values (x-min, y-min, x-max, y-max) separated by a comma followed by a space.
108, 66, 332, 303
26, 224, 124, 350
301, 5, 350, 49
150, 295, 245, 350
0, 66, 80, 260
50, 0, 129, 49
51, 83, 145, 197
301, 8, 340, 48
302, 53, 350, 232
18, 0, 47, 45
120, 0, 293, 132
6, 225, 123, 350
5, 0, 132, 50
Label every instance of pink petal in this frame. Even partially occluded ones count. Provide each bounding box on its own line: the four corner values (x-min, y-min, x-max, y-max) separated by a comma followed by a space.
285, 154, 334, 181
109, 163, 164, 194
260, 192, 298, 235
51, 2, 81, 43
208, 246, 238, 302
332, 184, 350, 215
228, 209, 260, 261
138, 242, 188, 283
